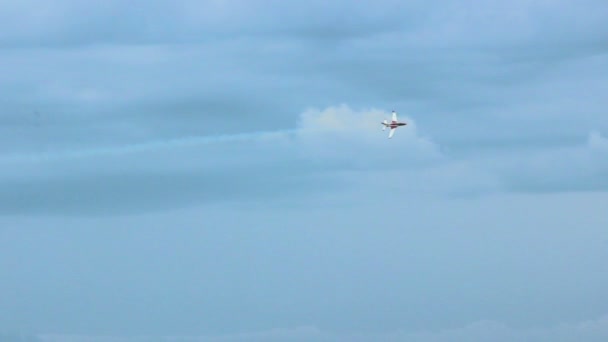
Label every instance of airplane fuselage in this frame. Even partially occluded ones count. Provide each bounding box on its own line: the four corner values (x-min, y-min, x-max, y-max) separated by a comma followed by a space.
383, 122, 407, 128
382, 111, 407, 138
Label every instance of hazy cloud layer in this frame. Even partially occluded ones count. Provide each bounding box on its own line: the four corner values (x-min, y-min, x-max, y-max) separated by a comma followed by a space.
0, 105, 443, 215
1, 104, 606, 215
1, 0, 607, 340
36, 315, 608, 341
1, 192, 607, 336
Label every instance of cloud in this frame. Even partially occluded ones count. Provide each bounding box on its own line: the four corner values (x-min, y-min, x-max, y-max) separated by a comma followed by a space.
473, 130, 608, 193
295, 104, 442, 167
589, 130, 608, 151
1, 102, 606, 216
0, 105, 443, 215
36, 315, 608, 341
407, 0, 608, 50
2, 189, 607, 335
1, 0, 606, 50
0, 0, 421, 48
2, 1, 606, 159
1, 2, 607, 340
0, 333, 42, 342
0, 129, 294, 163
4, 102, 605, 216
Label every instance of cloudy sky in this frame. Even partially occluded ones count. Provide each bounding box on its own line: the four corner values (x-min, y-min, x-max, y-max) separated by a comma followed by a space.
1, 1, 608, 341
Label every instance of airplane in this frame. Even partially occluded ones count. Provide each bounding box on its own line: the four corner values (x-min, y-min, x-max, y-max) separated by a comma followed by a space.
381, 110, 407, 138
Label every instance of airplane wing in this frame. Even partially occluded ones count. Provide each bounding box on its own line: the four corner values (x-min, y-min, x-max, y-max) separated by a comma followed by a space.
388, 128, 396, 138
392, 111, 398, 123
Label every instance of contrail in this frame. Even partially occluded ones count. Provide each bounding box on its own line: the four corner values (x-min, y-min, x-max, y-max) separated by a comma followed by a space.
0, 129, 297, 163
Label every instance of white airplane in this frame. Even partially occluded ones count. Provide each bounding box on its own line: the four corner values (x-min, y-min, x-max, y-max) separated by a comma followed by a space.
381, 110, 407, 138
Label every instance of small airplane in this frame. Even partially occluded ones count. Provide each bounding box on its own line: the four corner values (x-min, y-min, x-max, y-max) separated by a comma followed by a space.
381, 110, 407, 138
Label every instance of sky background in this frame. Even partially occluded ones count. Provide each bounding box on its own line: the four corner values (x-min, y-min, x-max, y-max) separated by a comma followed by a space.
1, 0, 608, 341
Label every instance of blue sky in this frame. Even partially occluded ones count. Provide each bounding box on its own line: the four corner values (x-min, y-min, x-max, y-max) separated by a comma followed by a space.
1, 1, 608, 341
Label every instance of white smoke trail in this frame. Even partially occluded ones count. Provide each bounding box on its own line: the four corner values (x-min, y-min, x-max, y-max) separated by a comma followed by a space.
0, 129, 296, 164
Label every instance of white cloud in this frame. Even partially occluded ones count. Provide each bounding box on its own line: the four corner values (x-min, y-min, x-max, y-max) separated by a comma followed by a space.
1, 101, 605, 217
0, 104, 440, 166
294, 104, 443, 167
0, 104, 450, 215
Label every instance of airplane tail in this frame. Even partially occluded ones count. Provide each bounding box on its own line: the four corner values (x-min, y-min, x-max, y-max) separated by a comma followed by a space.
382, 120, 388, 130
